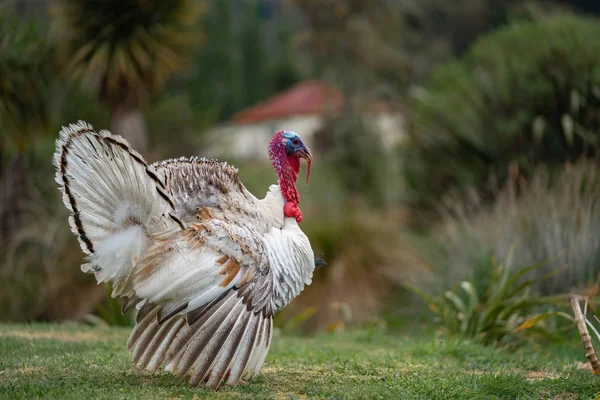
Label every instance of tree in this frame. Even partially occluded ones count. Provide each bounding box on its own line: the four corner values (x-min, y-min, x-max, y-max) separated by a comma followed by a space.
0, 12, 53, 241
52, 0, 204, 155
188, 0, 302, 125
292, 0, 410, 99
405, 14, 600, 208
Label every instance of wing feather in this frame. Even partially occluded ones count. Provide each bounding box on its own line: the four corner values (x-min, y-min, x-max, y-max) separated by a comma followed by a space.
157, 301, 189, 324
209, 308, 252, 386
225, 310, 260, 385
146, 318, 186, 374
130, 281, 274, 388
174, 295, 242, 377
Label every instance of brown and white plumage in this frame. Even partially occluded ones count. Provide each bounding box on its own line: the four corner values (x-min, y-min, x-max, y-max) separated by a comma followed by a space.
53, 121, 315, 388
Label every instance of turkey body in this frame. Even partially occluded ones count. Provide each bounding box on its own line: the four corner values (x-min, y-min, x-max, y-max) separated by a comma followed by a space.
53, 121, 315, 388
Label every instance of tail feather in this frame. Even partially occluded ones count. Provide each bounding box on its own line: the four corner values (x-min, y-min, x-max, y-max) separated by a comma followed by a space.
225, 310, 260, 385
134, 316, 179, 368
53, 121, 176, 284
203, 306, 252, 388
186, 297, 247, 386
174, 296, 242, 378
146, 318, 186, 374
244, 316, 272, 379
127, 306, 159, 351
128, 291, 273, 388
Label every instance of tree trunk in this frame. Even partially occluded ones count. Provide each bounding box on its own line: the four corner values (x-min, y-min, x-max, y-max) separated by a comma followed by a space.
110, 105, 149, 156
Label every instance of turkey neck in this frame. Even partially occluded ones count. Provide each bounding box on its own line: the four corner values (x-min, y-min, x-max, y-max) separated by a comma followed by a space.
268, 141, 301, 209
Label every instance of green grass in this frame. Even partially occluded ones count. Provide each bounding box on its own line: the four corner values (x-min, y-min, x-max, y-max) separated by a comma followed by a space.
0, 323, 598, 399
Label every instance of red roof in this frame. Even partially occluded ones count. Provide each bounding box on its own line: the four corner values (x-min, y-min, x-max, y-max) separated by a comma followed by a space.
232, 80, 343, 124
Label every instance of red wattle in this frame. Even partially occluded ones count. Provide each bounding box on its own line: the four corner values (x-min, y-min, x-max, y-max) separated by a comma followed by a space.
284, 201, 303, 223
287, 155, 300, 182
269, 131, 304, 222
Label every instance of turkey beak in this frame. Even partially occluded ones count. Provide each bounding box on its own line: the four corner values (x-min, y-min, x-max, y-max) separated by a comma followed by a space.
297, 146, 312, 183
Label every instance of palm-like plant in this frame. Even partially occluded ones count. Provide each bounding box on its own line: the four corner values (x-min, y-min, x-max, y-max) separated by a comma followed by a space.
52, 0, 204, 155
0, 12, 52, 150
405, 248, 570, 346
0, 12, 53, 241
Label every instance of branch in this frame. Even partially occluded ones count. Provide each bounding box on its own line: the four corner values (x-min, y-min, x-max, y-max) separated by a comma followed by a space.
570, 294, 600, 375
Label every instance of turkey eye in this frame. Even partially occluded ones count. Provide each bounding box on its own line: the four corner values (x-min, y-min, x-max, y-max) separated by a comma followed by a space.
292, 139, 300, 146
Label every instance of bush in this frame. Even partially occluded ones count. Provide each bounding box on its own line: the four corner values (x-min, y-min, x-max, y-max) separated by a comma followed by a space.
313, 113, 398, 207
406, 248, 570, 346
0, 176, 105, 321
430, 159, 600, 295
405, 14, 600, 208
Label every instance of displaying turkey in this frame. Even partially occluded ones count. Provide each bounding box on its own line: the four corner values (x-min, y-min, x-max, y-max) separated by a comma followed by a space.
53, 121, 316, 388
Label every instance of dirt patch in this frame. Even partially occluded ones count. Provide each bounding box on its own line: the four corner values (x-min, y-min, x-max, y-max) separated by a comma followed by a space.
0, 330, 121, 342
0, 366, 47, 377
273, 394, 308, 400
393, 363, 433, 374
573, 361, 593, 371
442, 368, 562, 381
525, 370, 561, 381
16, 366, 46, 375
263, 365, 329, 374
535, 390, 579, 400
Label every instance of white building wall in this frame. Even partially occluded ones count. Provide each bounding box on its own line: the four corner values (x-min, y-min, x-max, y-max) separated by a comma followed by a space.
202, 113, 407, 162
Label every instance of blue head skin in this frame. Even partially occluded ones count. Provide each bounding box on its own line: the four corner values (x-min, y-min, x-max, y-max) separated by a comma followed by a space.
283, 131, 303, 154
281, 131, 312, 183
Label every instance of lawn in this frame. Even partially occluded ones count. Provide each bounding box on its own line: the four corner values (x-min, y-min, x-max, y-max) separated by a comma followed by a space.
0, 323, 597, 399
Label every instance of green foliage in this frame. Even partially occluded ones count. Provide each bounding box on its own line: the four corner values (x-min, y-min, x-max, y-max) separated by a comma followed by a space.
553, 0, 600, 15
1, 323, 598, 399
188, 0, 302, 125
293, 0, 410, 96
406, 247, 570, 346
95, 284, 134, 327
144, 92, 197, 158
316, 114, 392, 207
0, 12, 53, 150
406, 14, 600, 207
0, 172, 102, 322
51, 86, 110, 132
52, 0, 203, 108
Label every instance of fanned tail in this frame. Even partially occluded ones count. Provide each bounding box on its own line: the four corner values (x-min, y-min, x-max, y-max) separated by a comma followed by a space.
53, 121, 177, 286
127, 290, 273, 389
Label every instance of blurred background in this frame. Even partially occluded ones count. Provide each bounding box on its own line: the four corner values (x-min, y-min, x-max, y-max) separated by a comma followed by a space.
2, 0, 600, 344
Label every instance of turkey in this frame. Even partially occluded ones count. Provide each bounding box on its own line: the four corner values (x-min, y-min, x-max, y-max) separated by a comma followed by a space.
53, 121, 316, 389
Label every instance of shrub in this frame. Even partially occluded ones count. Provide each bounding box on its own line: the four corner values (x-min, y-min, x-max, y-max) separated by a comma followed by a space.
430, 159, 600, 295
96, 284, 134, 327
0, 176, 105, 321
313, 113, 400, 208
406, 247, 570, 346
405, 14, 600, 208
